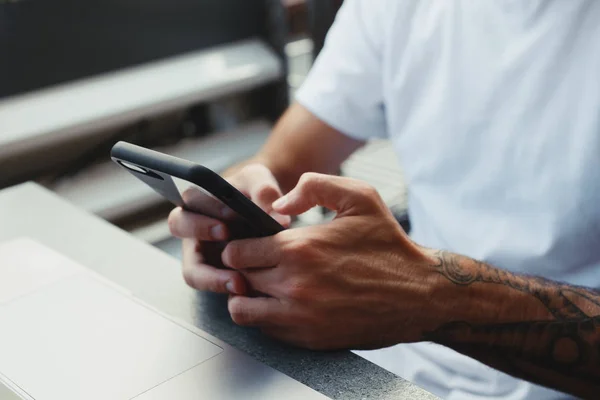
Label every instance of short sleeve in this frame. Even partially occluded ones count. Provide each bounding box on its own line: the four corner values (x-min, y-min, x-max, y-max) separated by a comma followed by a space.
295, 0, 388, 140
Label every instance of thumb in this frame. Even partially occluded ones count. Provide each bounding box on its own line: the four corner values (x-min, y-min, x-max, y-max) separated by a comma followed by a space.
272, 173, 380, 216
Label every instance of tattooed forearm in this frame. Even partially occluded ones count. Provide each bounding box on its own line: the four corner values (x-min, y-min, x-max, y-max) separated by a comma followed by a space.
431, 251, 600, 319
425, 251, 600, 398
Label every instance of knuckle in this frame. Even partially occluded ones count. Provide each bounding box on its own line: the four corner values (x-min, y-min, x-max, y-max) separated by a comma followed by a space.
222, 242, 240, 268
182, 265, 199, 289
298, 172, 320, 188
283, 238, 315, 260
182, 264, 226, 293
167, 209, 180, 235
194, 221, 211, 241
228, 298, 251, 326
353, 182, 382, 208
356, 182, 379, 198
282, 277, 309, 300
206, 277, 226, 293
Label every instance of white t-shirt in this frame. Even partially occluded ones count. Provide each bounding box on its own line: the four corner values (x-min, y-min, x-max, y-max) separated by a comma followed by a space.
295, 1, 600, 399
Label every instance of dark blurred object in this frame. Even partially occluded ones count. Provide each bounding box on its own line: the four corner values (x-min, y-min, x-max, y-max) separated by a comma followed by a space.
280, 0, 342, 57
0, 0, 289, 188
306, 0, 343, 58
282, 0, 308, 36
257, 0, 290, 122
391, 205, 411, 234
0, 0, 285, 105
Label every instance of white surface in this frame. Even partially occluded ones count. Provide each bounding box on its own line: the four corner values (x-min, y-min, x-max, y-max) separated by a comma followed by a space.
0, 237, 330, 400
297, 1, 599, 399
134, 353, 329, 400
0, 238, 222, 400
0, 239, 80, 304
286, 38, 314, 91
0, 39, 282, 160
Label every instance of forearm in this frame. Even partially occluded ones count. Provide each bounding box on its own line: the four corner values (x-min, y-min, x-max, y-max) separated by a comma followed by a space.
424, 251, 600, 398
223, 103, 364, 193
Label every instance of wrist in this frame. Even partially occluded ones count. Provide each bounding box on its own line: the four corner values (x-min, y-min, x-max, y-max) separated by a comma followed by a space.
382, 241, 459, 342
415, 249, 475, 334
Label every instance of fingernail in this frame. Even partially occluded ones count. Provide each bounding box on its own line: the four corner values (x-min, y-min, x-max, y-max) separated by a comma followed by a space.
272, 196, 287, 208
211, 225, 227, 241
226, 281, 236, 294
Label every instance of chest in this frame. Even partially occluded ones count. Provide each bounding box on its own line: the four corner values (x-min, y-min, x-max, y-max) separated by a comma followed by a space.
381, 1, 600, 277
383, 1, 600, 197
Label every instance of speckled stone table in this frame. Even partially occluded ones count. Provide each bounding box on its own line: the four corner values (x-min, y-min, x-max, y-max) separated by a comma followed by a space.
0, 183, 437, 400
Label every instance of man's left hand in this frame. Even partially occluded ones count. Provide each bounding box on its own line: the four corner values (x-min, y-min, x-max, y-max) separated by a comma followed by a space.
221, 173, 445, 350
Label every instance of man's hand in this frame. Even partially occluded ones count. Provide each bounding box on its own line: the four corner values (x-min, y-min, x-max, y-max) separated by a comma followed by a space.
169, 169, 600, 397
168, 164, 291, 296
221, 173, 442, 350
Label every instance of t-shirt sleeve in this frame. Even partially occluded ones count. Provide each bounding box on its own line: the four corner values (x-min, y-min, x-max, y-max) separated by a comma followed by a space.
295, 0, 387, 140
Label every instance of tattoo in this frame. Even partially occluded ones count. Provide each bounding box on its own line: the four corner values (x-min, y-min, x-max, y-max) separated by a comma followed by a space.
424, 251, 600, 398
431, 251, 600, 319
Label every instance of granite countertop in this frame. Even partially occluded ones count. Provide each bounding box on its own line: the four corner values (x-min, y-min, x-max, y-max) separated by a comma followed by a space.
192, 291, 436, 399
0, 183, 437, 400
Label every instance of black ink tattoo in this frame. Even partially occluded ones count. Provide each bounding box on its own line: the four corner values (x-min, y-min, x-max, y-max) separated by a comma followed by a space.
431, 251, 600, 319
424, 251, 600, 398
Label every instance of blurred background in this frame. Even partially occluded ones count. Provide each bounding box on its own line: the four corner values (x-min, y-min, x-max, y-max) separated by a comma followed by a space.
0, 0, 407, 259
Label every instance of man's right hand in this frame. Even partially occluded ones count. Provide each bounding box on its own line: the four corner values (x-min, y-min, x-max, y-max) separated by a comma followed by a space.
167, 164, 291, 296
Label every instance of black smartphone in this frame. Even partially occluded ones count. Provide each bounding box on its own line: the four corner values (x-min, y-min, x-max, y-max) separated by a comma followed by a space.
111, 141, 284, 239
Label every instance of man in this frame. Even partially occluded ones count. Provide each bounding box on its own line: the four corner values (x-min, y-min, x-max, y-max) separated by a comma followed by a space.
168, 1, 600, 398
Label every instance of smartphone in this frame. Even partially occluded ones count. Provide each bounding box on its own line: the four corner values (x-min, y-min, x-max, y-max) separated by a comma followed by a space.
111, 141, 284, 239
